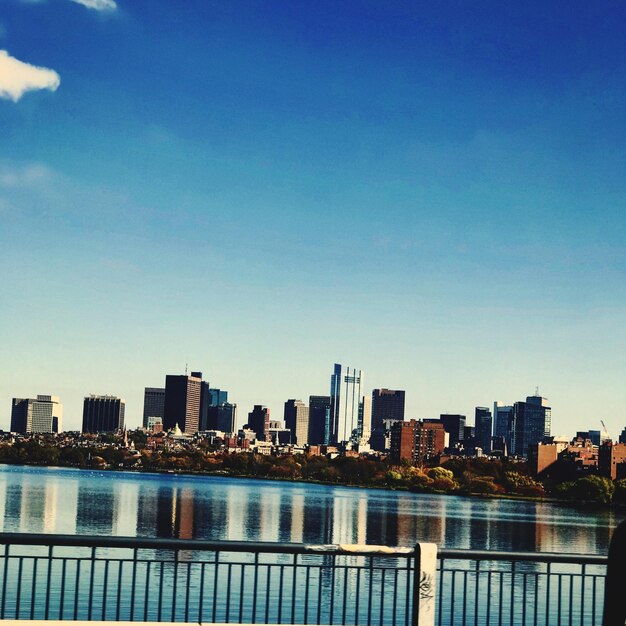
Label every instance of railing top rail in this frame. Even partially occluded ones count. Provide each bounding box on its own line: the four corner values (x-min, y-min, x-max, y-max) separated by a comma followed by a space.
0, 532, 608, 565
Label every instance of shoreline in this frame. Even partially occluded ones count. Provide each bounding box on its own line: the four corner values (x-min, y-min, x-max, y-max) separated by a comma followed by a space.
0, 459, 618, 512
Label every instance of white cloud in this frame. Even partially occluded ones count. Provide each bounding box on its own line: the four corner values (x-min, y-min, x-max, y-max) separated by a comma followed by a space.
0, 163, 54, 187
0, 50, 60, 102
70, 0, 117, 10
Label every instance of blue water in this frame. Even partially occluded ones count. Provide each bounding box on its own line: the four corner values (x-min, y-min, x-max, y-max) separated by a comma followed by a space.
0, 464, 622, 554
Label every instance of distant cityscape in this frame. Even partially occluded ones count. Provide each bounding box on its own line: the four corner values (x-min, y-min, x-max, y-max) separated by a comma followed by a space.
7, 363, 626, 483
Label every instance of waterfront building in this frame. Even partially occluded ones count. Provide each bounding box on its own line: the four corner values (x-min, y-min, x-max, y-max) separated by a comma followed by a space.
247, 405, 270, 442
439, 414, 466, 449
474, 406, 492, 452
82, 395, 125, 433
599, 442, 626, 480
216, 403, 237, 433
10, 395, 63, 434
358, 394, 372, 441
493, 402, 513, 440
390, 419, 445, 465
142, 387, 165, 428
163, 372, 202, 434
371, 389, 405, 430
370, 389, 404, 451
308, 395, 331, 445
284, 399, 309, 445
329, 363, 363, 444
509, 396, 551, 457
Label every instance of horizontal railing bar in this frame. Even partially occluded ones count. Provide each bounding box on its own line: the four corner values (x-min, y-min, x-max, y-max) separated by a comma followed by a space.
0, 533, 608, 565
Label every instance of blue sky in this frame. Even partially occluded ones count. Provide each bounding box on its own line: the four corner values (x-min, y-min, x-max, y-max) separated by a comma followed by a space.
2, 0, 626, 434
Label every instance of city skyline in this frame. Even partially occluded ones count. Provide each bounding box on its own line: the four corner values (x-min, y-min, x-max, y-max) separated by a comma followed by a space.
3, 1, 626, 436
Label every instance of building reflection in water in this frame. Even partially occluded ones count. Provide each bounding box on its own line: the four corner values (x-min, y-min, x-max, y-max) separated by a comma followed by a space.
0, 468, 623, 559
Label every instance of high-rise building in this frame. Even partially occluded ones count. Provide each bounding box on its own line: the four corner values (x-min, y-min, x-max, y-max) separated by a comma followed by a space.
163, 372, 202, 434
439, 414, 466, 448
216, 403, 237, 433
142, 387, 165, 428
329, 363, 363, 444
509, 395, 551, 457
199, 383, 230, 431
358, 394, 372, 441
371, 389, 405, 430
247, 405, 270, 442
390, 420, 445, 465
284, 399, 309, 445
493, 402, 513, 440
474, 406, 492, 452
308, 395, 331, 445
82, 395, 125, 433
10, 395, 63, 434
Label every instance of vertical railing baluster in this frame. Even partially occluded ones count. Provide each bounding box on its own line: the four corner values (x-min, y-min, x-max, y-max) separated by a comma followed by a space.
379, 567, 386, 626
450, 569, 456, 626
509, 562, 516, 626
291, 553, 298, 625
101, 559, 110, 620
130, 548, 138, 621
73, 557, 81, 620
329, 554, 337, 625
474, 561, 480, 626
238, 562, 245, 623
212, 552, 219, 623
115, 559, 123, 622
265, 564, 272, 624
143, 560, 151, 623
44, 545, 53, 620
306, 565, 312, 624
87, 546, 96, 622
225, 563, 232, 623
546, 562, 551, 626
157, 560, 164, 622
0, 544, 9, 620
252, 551, 260, 624
59, 557, 66, 620
486, 571, 491, 626
367, 556, 374, 626
522, 572, 527, 626
341, 562, 349, 626
14, 556, 23, 619
30, 557, 39, 620
198, 561, 206, 623
184, 561, 191, 622
171, 550, 179, 622
404, 556, 411, 626
316, 562, 322, 626
579, 564, 585, 626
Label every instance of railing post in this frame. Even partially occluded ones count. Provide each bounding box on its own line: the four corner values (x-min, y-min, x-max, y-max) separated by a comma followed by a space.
412, 543, 437, 626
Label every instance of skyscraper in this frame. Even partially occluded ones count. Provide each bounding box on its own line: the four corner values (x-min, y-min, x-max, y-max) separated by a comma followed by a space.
439, 414, 466, 449
308, 395, 331, 445
247, 405, 270, 442
142, 387, 165, 428
371, 389, 405, 430
493, 402, 513, 440
509, 395, 551, 457
284, 399, 309, 445
216, 403, 237, 433
474, 406, 493, 452
358, 394, 372, 441
82, 395, 125, 433
329, 363, 363, 444
163, 372, 202, 434
11, 395, 63, 434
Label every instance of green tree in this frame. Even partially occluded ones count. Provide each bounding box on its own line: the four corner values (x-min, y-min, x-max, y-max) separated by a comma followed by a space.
570, 475, 614, 504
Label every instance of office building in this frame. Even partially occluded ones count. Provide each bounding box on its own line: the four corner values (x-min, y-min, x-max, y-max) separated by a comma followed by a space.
390, 420, 445, 465
439, 414, 466, 448
371, 389, 405, 430
200, 383, 230, 431
308, 395, 331, 445
142, 387, 165, 428
620, 428, 626, 445
329, 363, 363, 444
247, 405, 270, 442
216, 403, 237, 433
599, 442, 626, 480
509, 395, 551, 457
493, 403, 513, 440
10, 395, 63, 434
474, 407, 493, 452
284, 399, 309, 446
82, 395, 125, 433
163, 372, 202, 434
358, 394, 372, 440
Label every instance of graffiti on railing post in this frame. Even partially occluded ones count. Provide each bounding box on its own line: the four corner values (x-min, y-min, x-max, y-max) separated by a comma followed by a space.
412, 542, 437, 626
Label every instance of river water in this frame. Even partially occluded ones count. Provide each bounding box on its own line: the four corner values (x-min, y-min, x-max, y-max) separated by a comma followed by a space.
1, 464, 623, 555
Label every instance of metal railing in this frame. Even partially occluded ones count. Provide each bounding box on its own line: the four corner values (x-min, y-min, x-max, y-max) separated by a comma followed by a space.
0, 533, 608, 625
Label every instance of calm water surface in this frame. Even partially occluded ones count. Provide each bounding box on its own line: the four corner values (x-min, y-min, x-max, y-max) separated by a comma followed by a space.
0, 464, 623, 554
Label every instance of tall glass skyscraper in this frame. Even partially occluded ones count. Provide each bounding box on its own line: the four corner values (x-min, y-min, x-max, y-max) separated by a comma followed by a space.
329, 363, 363, 444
